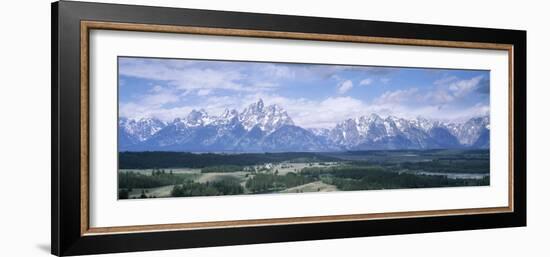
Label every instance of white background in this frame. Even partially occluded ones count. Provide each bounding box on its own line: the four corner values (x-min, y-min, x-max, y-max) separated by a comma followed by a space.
90, 30, 509, 227
0, 0, 547, 256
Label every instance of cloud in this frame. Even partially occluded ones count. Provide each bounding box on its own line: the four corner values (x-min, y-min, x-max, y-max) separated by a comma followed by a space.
120, 89, 489, 127
141, 92, 179, 106
150, 85, 163, 93
424, 90, 454, 105
119, 103, 195, 122
260, 64, 295, 79
196, 89, 212, 96
118, 84, 182, 120
405, 103, 489, 122
359, 78, 373, 86
434, 76, 458, 86
425, 75, 487, 105
240, 94, 370, 128
337, 80, 353, 94
166, 68, 248, 92
119, 58, 274, 93
137, 85, 180, 107
475, 77, 490, 95
448, 75, 484, 98
374, 88, 419, 105
118, 57, 489, 126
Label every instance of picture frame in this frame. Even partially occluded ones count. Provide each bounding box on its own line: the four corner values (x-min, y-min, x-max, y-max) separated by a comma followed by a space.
51, 1, 526, 256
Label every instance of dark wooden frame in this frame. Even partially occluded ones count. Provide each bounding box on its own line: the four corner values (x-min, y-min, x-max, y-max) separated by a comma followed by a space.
52, 1, 526, 256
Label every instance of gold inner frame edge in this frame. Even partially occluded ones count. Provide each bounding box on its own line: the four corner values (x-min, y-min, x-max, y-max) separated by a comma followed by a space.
80, 20, 515, 236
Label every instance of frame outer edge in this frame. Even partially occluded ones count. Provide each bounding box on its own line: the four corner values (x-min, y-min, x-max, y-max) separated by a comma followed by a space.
57, 1, 87, 255
51, 1, 60, 256
515, 30, 527, 226
53, 1, 527, 255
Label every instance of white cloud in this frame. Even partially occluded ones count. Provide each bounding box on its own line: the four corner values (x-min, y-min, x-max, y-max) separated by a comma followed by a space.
118, 84, 181, 121
119, 59, 271, 93
119, 104, 195, 122
448, 75, 484, 98
150, 85, 163, 92
119, 58, 488, 126
260, 64, 295, 79
359, 78, 373, 86
141, 92, 179, 107
251, 95, 369, 128
196, 89, 212, 96
121, 90, 489, 127
374, 88, 419, 105
170, 68, 246, 91
424, 75, 485, 105
434, 76, 458, 86
337, 80, 353, 94
252, 82, 279, 90
139, 85, 180, 107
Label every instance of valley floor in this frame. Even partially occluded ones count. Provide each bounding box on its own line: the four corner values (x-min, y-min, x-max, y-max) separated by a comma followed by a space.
118, 149, 490, 199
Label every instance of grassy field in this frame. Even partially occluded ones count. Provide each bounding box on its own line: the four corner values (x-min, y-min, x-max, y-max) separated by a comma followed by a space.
118, 149, 489, 199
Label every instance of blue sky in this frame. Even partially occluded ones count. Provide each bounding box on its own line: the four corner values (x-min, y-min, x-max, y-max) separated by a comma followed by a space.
119, 57, 490, 128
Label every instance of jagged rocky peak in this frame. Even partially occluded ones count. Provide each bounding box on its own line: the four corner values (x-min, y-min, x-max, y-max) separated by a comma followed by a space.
185, 109, 211, 127
187, 109, 208, 120
220, 108, 239, 119
329, 118, 360, 145
118, 99, 490, 152
242, 98, 265, 114
472, 115, 490, 125
360, 113, 383, 123
385, 115, 400, 121
239, 99, 294, 133
309, 128, 331, 137
171, 116, 187, 126
119, 116, 166, 142
213, 108, 241, 126
353, 112, 383, 128
412, 116, 437, 131
266, 102, 285, 114
447, 116, 490, 145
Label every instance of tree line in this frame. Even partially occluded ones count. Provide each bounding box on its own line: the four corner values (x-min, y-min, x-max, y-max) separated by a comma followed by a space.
119, 151, 340, 169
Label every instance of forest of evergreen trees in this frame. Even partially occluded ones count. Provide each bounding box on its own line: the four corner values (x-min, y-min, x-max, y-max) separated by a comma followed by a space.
117, 149, 489, 199
119, 151, 339, 169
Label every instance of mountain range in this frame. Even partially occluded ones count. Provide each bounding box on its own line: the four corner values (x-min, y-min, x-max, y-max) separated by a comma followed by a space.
119, 99, 490, 152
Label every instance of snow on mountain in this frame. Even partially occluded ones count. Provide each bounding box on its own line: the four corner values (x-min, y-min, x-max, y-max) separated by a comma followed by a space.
444, 116, 490, 146
308, 128, 331, 137
238, 99, 294, 133
118, 99, 490, 152
183, 109, 213, 127
213, 109, 240, 126
118, 117, 166, 142
262, 125, 328, 152
327, 115, 486, 150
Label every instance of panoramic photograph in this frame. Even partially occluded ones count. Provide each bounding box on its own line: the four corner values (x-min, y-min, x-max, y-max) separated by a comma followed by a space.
117, 57, 490, 199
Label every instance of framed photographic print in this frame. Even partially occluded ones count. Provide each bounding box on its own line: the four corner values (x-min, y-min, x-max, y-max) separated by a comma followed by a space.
51, 1, 526, 256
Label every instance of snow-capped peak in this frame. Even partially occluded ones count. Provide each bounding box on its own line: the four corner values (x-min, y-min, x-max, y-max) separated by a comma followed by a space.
221, 108, 239, 118
118, 101, 490, 152
444, 116, 489, 145
366, 113, 383, 123
414, 116, 437, 131
213, 108, 240, 126
119, 117, 166, 142
244, 98, 265, 113
239, 99, 294, 133
309, 128, 331, 137
185, 109, 212, 127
